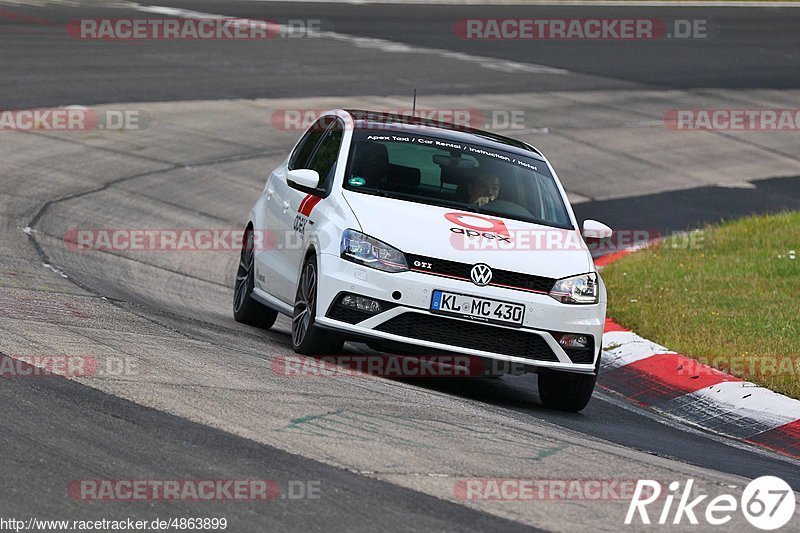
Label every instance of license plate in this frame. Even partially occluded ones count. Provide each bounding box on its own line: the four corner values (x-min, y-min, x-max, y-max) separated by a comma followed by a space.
430, 290, 525, 327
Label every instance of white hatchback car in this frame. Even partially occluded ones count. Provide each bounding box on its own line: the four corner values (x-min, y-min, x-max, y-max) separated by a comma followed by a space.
234, 110, 612, 411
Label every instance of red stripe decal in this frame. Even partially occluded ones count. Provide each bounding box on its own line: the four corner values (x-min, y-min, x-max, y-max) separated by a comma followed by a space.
301, 195, 322, 217
599, 353, 741, 406
298, 194, 311, 214
746, 419, 800, 460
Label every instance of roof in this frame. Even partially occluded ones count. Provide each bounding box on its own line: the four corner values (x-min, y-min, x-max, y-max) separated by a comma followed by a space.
343, 109, 545, 162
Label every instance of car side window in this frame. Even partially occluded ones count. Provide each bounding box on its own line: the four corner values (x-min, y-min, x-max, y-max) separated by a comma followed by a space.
306, 119, 344, 190
288, 116, 335, 170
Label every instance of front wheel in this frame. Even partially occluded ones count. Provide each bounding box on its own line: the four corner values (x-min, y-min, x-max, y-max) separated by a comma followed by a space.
538, 370, 597, 412
233, 228, 278, 329
292, 256, 343, 355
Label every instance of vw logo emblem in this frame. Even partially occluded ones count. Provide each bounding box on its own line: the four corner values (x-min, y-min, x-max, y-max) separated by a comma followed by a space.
470, 263, 493, 286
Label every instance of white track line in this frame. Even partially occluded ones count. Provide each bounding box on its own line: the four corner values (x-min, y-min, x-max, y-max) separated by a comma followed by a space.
134, 4, 568, 75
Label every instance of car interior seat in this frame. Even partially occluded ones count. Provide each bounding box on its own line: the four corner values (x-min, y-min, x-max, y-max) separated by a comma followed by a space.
350, 141, 389, 186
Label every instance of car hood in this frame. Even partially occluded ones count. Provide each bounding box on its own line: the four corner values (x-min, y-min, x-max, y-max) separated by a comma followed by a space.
342, 190, 594, 279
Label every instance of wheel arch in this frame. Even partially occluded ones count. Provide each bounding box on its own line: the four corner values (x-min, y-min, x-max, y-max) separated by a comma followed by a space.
304, 245, 317, 263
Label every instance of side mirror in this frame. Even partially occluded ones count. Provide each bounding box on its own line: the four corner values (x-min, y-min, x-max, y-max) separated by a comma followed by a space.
287, 169, 320, 191
582, 219, 613, 239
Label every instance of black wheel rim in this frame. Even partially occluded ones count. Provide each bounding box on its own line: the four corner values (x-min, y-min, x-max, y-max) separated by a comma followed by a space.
292, 262, 316, 347
234, 231, 254, 313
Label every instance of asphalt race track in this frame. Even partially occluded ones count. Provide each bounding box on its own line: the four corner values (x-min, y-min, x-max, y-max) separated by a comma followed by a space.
1, 1, 800, 531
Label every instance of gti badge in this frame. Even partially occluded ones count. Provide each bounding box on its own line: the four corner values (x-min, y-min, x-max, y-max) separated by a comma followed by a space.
470, 263, 493, 286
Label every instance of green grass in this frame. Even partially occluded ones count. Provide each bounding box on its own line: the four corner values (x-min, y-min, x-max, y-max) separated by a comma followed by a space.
601, 211, 800, 398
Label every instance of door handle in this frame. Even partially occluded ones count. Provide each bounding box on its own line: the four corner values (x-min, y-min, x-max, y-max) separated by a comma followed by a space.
282, 200, 290, 212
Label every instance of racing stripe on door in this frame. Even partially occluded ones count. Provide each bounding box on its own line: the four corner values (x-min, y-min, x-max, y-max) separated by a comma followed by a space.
298, 194, 312, 215
299, 195, 322, 217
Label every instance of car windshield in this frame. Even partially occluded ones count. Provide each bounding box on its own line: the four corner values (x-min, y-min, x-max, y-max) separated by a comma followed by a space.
343, 130, 573, 229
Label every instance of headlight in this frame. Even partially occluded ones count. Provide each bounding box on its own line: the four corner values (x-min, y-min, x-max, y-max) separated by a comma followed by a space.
340, 229, 408, 273
549, 272, 598, 304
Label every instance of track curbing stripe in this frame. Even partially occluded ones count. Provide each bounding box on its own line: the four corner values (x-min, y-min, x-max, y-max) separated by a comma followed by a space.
598, 261, 800, 460
747, 420, 800, 460
600, 353, 742, 406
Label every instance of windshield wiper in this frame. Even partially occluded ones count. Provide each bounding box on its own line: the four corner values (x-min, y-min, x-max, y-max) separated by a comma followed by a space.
347, 187, 388, 198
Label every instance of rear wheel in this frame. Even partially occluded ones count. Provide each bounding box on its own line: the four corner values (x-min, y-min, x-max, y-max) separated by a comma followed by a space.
538, 354, 600, 412
292, 256, 343, 355
233, 228, 278, 329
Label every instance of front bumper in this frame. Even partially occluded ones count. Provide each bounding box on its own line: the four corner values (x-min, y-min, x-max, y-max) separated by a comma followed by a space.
315, 253, 606, 374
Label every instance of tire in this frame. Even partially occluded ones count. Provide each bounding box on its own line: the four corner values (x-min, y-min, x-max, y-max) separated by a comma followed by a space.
538, 354, 600, 412
292, 255, 343, 355
233, 228, 278, 329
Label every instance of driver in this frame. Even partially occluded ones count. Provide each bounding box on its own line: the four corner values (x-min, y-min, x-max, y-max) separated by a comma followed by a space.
467, 174, 500, 206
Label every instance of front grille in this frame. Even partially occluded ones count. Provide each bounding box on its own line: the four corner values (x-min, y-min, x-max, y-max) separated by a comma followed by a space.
375, 313, 559, 362
406, 254, 555, 294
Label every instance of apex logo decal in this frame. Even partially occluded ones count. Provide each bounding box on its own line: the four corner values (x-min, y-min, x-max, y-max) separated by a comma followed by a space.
470, 263, 493, 286
446, 212, 511, 242
293, 214, 309, 235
